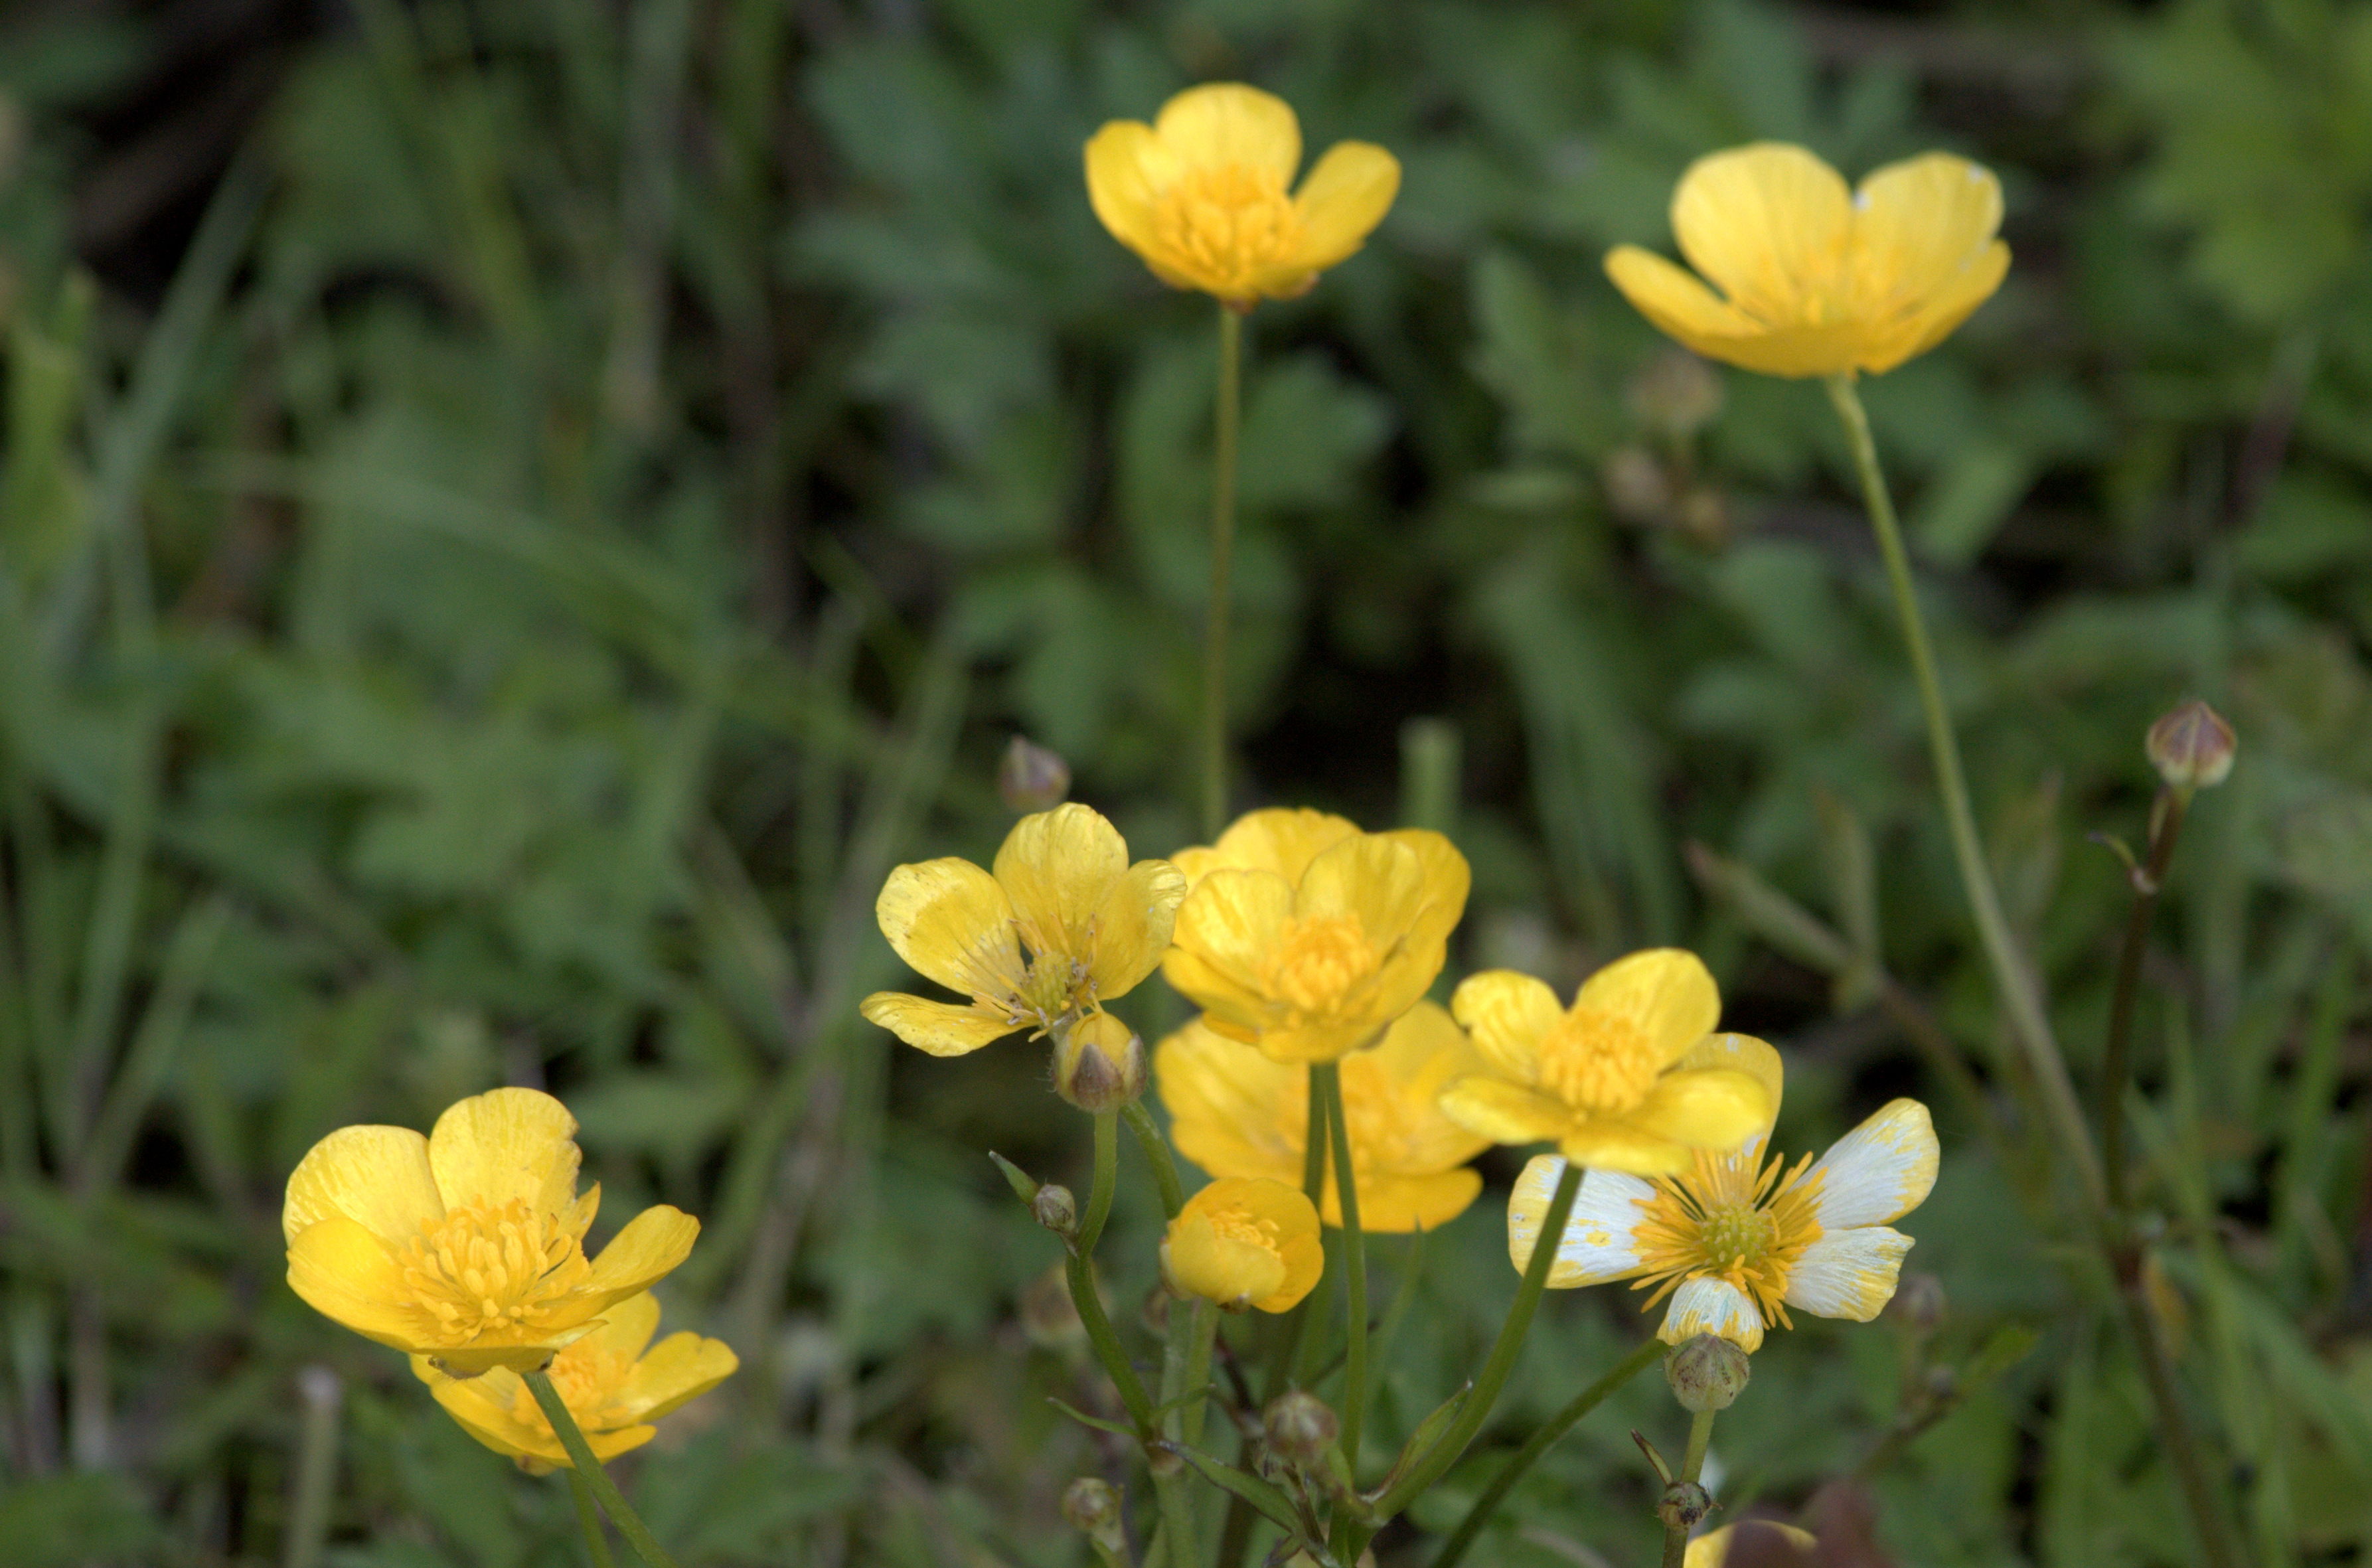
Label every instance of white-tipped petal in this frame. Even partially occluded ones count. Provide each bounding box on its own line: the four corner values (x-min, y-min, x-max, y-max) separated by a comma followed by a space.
1658, 1276, 1766, 1354
1798, 1098, 1938, 1230
1508, 1156, 1653, 1287
1782, 1226, 1913, 1322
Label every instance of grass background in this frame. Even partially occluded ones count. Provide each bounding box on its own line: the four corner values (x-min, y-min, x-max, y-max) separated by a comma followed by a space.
5, 0, 2372, 1563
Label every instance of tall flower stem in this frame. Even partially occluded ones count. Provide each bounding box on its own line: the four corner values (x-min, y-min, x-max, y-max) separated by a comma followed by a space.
1066, 1113, 1158, 1432
522, 1370, 680, 1568
1822, 374, 2104, 1213
1312, 1062, 1368, 1470
1656, 1408, 1717, 1568
568, 1471, 620, 1568
2101, 787, 2187, 1212
1426, 1337, 1665, 1568
1823, 374, 2245, 1568
1158, 1296, 1215, 1568
1200, 304, 1245, 842
1124, 1101, 1186, 1219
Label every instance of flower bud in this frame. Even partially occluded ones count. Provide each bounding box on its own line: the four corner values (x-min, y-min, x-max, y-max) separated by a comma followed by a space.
1160, 1178, 1324, 1314
1602, 445, 1673, 524
1019, 1261, 1086, 1351
2146, 700, 2235, 792
1626, 347, 1725, 439
998, 736, 1071, 813
1887, 1272, 1946, 1338
1061, 1476, 1127, 1557
1261, 1389, 1338, 1467
1055, 1013, 1146, 1114
1656, 1480, 1713, 1532
1664, 1334, 1751, 1413
1033, 1183, 1079, 1237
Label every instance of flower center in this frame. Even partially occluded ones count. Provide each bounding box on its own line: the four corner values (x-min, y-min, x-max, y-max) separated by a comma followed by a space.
1626, 1146, 1824, 1334
1265, 914, 1382, 1016
1206, 1204, 1287, 1253
399, 1198, 592, 1347
1535, 1008, 1664, 1114
1152, 163, 1304, 294
1698, 1204, 1777, 1269
508, 1340, 635, 1435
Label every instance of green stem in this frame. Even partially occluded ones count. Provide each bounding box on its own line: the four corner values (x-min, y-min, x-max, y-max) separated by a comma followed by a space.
1082, 1110, 1121, 1256
1658, 1408, 1717, 1568
1370, 1160, 1582, 1522
1823, 374, 2104, 1214
568, 1470, 620, 1568
1426, 1338, 1665, 1568
1067, 1112, 1158, 1432
1125, 1100, 1186, 1218
1314, 1063, 1368, 1472
281, 1367, 341, 1568
523, 1370, 680, 1568
1200, 304, 1244, 842
1158, 1297, 1219, 1568
2102, 788, 2187, 1214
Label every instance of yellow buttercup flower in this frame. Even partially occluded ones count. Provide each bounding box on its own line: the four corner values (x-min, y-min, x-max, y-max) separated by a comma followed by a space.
1085, 83, 1400, 309
411, 1293, 736, 1472
1605, 143, 2009, 378
1162, 808, 1470, 1064
1440, 950, 1771, 1175
1162, 1176, 1324, 1312
860, 803, 1186, 1058
1686, 1522, 1816, 1568
1156, 1000, 1491, 1231
1508, 1035, 1938, 1353
283, 1089, 700, 1375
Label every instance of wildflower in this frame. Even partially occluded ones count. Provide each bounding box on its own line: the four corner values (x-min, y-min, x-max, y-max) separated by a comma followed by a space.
1162, 808, 1469, 1064
283, 1089, 699, 1375
1054, 1011, 1148, 1113
1156, 1000, 1490, 1230
1440, 950, 1770, 1175
2146, 700, 2236, 792
861, 804, 1186, 1058
410, 1293, 736, 1472
1508, 1034, 1938, 1353
1086, 83, 1400, 309
1162, 1176, 1324, 1312
1605, 143, 2008, 379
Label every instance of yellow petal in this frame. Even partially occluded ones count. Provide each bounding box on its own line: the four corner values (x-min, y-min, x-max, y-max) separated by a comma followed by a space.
283, 1125, 442, 1247
1381, 828, 1471, 954
431, 1324, 606, 1377
1782, 1226, 1913, 1321
1658, 1275, 1766, 1353
876, 857, 1022, 997
1153, 83, 1301, 185
1508, 1156, 1654, 1287
994, 803, 1129, 960
1451, 970, 1563, 1082
419, 1362, 544, 1462
1085, 119, 1166, 258
1168, 868, 1295, 996
1177, 807, 1362, 888
1670, 1033, 1784, 1133
1863, 238, 2008, 374
1626, 1067, 1771, 1151
1605, 246, 1763, 349
1555, 1118, 1694, 1176
1847, 153, 2004, 322
1085, 857, 1189, 999
427, 1088, 583, 1215
615, 1330, 740, 1423
1670, 142, 1851, 325
1365, 1001, 1494, 1171
1346, 1168, 1482, 1233
1156, 1020, 1305, 1184
859, 992, 1018, 1057
1160, 947, 1279, 1039
581, 1205, 700, 1302
1439, 1075, 1570, 1146
1686, 1522, 1818, 1568
286, 1216, 423, 1351
1297, 833, 1423, 935
1572, 949, 1721, 1068
572, 1289, 663, 1362
1291, 141, 1399, 271
1798, 1098, 1938, 1229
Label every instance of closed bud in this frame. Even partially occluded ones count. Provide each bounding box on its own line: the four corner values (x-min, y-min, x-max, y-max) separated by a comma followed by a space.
1888, 1272, 1946, 1338
2146, 700, 2235, 792
1055, 1013, 1146, 1114
998, 736, 1071, 813
1664, 1334, 1751, 1413
1602, 445, 1672, 524
1627, 347, 1725, 438
1656, 1480, 1713, 1532
1262, 1390, 1338, 1467
1061, 1476, 1127, 1557
1034, 1183, 1079, 1237
1019, 1261, 1085, 1351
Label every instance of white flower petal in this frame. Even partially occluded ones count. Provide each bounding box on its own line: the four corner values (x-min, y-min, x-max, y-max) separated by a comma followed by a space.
1798, 1099, 1938, 1230
1782, 1226, 1913, 1321
1508, 1155, 1653, 1287
1658, 1276, 1765, 1353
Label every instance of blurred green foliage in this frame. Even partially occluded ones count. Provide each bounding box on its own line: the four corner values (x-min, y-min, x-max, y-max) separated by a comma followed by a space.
5, 0, 2372, 1563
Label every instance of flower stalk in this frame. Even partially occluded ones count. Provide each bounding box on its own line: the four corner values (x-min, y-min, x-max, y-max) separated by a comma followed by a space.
1312, 1062, 1369, 1471
567, 1470, 619, 1568
1201, 304, 1243, 841
521, 1370, 681, 1568
2101, 786, 2187, 1212
1656, 1407, 1717, 1568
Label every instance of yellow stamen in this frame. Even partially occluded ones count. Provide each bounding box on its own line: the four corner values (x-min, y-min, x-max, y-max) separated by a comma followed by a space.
1625, 1144, 1825, 1332
1265, 913, 1382, 1017
1536, 1008, 1664, 1114
398, 1199, 593, 1348
1151, 164, 1305, 297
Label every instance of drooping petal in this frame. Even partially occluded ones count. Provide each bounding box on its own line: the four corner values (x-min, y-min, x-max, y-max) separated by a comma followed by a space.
1292, 141, 1400, 271
1556, 1119, 1693, 1176
283, 1125, 442, 1247
1573, 949, 1722, 1068
1846, 153, 2004, 323
1152, 83, 1301, 187
876, 857, 1022, 998
1670, 1033, 1785, 1135
1450, 970, 1564, 1083
1658, 1275, 1767, 1353
285, 1217, 424, 1350
1604, 246, 1766, 356
614, 1331, 740, 1423
1626, 1067, 1771, 1151
1798, 1099, 1938, 1229
1508, 1155, 1652, 1287
1085, 858, 1189, 999
1085, 119, 1168, 258
994, 803, 1129, 961
1439, 1075, 1571, 1146
1670, 143, 1852, 325
858, 992, 1018, 1057
1350, 1168, 1484, 1233
1168, 868, 1297, 996
428, 1088, 582, 1214
1175, 807, 1362, 888
1782, 1225, 1914, 1321
580, 1205, 701, 1302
